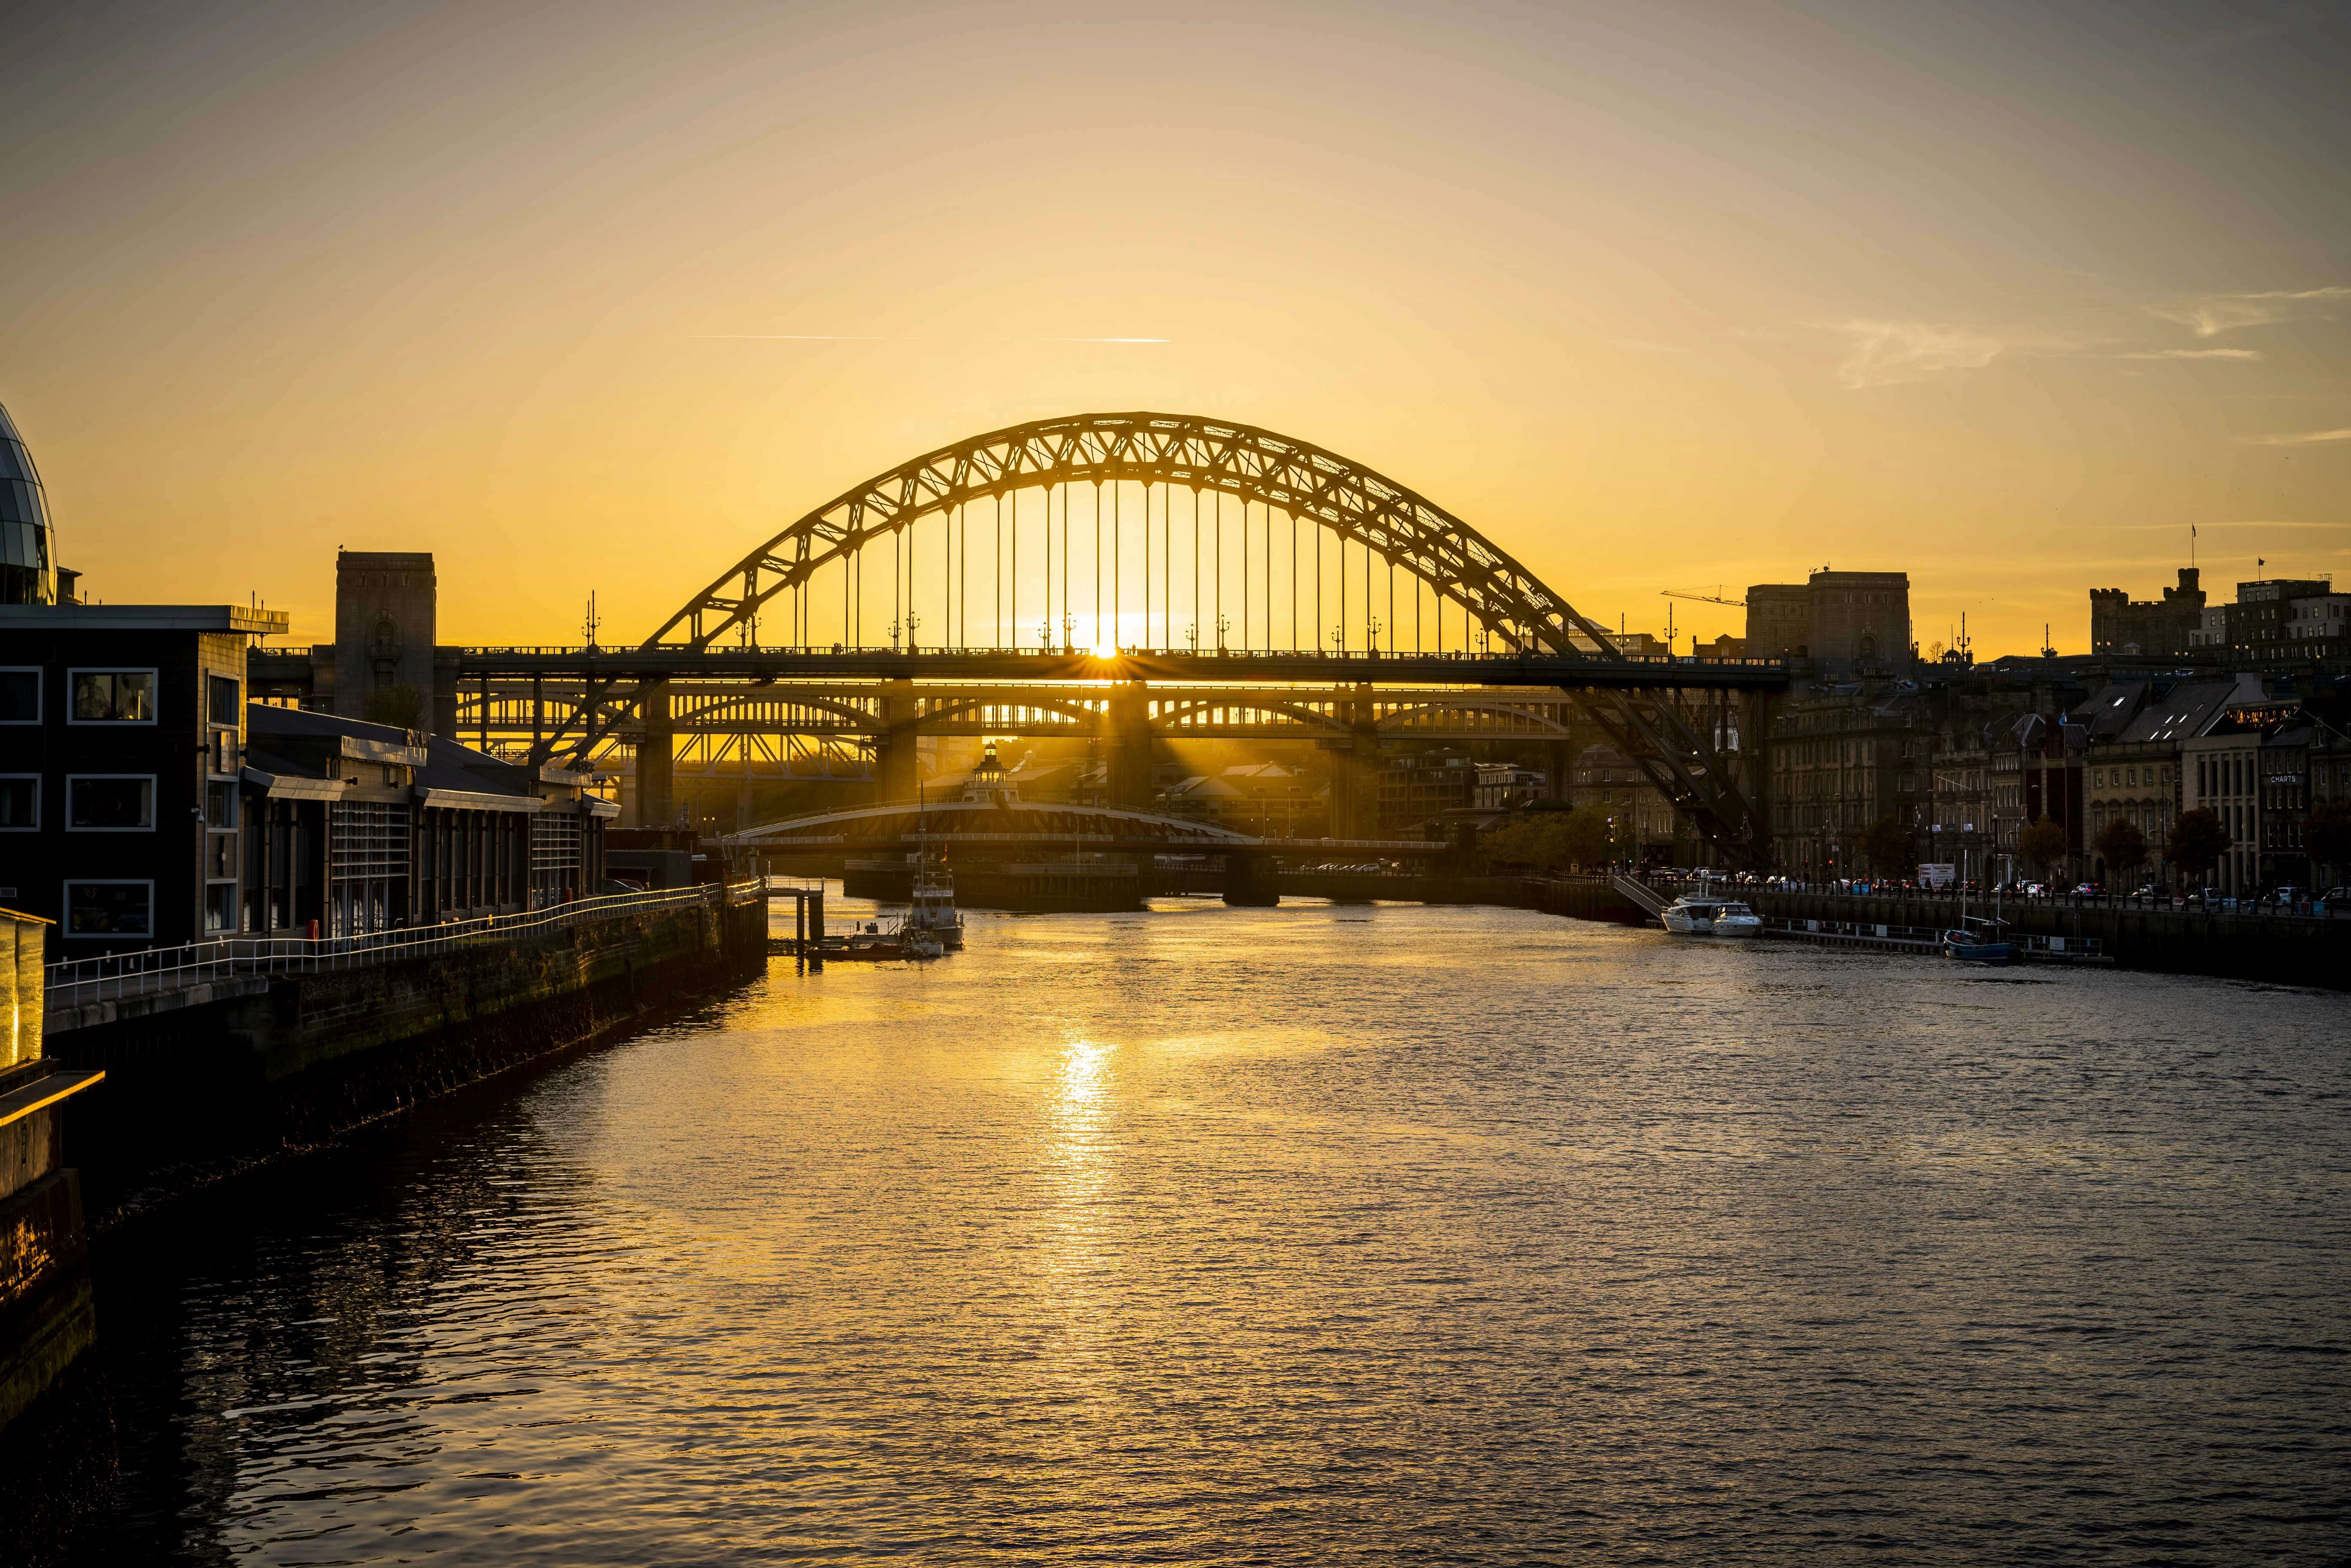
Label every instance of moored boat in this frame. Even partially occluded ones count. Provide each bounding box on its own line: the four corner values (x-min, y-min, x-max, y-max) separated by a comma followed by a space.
907, 866, 965, 950
1940, 919, 2016, 964
1660, 893, 1764, 936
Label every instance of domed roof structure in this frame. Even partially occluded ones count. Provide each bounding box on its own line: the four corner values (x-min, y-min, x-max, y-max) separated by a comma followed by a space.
0, 401, 58, 605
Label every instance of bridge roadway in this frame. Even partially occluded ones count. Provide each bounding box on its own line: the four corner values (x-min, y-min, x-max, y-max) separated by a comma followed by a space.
447, 644, 1789, 690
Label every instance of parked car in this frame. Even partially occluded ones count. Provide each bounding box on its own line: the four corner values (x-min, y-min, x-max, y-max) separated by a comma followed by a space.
2074, 882, 2105, 897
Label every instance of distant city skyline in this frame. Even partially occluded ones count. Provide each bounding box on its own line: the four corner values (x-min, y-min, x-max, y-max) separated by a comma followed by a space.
0, 1, 2344, 655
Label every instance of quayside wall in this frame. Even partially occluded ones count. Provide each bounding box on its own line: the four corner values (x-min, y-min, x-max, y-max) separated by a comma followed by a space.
1744, 888, 2346, 989
46, 884, 767, 1212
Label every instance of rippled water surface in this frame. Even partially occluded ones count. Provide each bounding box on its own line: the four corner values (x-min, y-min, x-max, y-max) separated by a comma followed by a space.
61, 898, 2351, 1564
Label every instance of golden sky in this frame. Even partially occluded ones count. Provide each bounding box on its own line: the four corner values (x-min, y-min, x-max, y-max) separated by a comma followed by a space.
3, 1, 2345, 657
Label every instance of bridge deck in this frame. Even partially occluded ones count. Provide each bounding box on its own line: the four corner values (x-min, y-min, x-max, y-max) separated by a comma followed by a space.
435, 646, 1790, 690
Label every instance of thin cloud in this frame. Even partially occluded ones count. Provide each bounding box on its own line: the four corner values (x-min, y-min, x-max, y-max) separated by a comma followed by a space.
2237, 427, 2351, 446
2152, 286, 2351, 337
1816, 320, 2006, 389
695, 334, 1169, 343
2122, 347, 2262, 360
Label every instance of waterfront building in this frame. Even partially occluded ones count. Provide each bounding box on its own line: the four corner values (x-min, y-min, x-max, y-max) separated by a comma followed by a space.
1377, 751, 1475, 833
1472, 763, 1546, 811
1766, 683, 1928, 876
242, 705, 616, 935
0, 602, 287, 948
2083, 679, 2237, 882
1569, 745, 1679, 865
0, 601, 613, 950
2184, 721, 2271, 894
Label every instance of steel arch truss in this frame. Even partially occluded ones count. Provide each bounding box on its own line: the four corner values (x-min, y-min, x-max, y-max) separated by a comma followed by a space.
648, 410, 1625, 658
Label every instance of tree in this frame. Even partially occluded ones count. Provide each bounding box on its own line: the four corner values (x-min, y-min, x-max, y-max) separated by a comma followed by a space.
2307, 799, 2351, 878
1561, 808, 1618, 868
1858, 815, 1916, 877
2018, 814, 2069, 875
2165, 807, 2230, 884
1482, 807, 1626, 872
361, 683, 423, 731
2093, 818, 2147, 884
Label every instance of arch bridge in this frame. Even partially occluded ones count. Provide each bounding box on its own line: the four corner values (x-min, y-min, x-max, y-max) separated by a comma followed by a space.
448, 413, 1784, 864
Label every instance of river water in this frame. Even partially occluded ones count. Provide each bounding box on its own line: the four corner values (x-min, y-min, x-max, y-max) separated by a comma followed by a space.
52, 896, 2350, 1565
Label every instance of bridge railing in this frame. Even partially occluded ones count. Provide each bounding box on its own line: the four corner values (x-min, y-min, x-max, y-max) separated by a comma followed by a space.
44, 881, 762, 1014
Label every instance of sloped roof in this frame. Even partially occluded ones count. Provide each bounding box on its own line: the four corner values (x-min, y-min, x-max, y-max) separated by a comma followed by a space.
2072, 681, 2148, 741
2114, 681, 2238, 745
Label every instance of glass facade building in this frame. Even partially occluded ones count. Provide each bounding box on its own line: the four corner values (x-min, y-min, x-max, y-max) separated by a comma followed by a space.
0, 401, 58, 605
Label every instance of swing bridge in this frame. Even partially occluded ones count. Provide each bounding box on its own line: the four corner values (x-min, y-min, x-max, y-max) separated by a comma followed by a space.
408, 413, 1788, 863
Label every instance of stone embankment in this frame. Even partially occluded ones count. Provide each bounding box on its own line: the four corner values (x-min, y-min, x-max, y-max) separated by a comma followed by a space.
1744, 887, 2345, 988
47, 884, 769, 1216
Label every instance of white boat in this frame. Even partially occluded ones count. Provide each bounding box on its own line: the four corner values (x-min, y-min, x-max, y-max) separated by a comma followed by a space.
1660, 893, 1763, 937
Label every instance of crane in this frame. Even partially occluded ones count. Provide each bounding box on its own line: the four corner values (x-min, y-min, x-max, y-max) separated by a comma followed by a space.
1660, 586, 1746, 608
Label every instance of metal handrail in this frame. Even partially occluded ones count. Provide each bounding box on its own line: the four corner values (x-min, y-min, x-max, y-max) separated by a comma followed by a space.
45, 881, 762, 1011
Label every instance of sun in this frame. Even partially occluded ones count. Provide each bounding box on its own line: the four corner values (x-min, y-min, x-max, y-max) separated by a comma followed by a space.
1091, 641, 1117, 659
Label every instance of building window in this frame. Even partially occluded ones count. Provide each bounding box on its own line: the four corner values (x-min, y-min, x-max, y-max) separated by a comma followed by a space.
204, 881, 239, 934
0, 668, 37, 723
205, 780, 237, 829
64, 880, 153, 937
208, 674, 240, 726
0, 775, 35, 829
69, 669, 157, 723
67, 775, 155, 830
209, 728, 239, 777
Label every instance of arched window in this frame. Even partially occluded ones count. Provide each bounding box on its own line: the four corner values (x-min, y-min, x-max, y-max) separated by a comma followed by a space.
1857, 633, 1878, 660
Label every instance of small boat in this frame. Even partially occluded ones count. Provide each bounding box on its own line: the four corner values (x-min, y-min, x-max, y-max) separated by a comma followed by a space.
1941, 918, 2016, 964
1660, 893, 1763, 936
823, 917, 929, 962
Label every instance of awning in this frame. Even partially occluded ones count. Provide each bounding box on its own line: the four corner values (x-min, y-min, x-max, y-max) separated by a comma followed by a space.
241, 766, 349, 801
417, 787, 544, 813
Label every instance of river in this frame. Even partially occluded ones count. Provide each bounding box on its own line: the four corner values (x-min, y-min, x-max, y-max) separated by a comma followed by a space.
51, 896, 2351, 1564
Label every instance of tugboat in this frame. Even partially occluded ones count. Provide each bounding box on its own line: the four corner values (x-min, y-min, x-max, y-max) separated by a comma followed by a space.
906, 866, 964, 950
904, 780, 965, 950
1660, 887, 1764, 936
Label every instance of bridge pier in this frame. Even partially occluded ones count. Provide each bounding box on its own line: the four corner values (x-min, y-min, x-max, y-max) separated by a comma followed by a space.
1106, 680, 1155, 811
636, 680, 675, 830
1325, 684, 1381, 840
873, 678, 919, 802
1223, 851, 1280, 907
